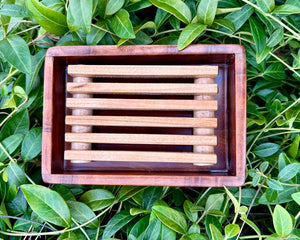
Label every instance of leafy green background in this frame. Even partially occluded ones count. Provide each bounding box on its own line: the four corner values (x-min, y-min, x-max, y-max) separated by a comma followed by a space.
0, 0, 300, 239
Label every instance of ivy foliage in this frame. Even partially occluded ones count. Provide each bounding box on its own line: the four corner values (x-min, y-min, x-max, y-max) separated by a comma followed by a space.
0, 0, 300, 239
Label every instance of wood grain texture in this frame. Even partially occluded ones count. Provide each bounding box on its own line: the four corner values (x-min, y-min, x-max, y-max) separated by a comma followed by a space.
67, 82, 218, 94
68, 65, 219, 78
66, 98, 218, 110
65, 116, 218, 128
42, 44, 247, 187
65, 133, 217, 145
64, 150, 217, 165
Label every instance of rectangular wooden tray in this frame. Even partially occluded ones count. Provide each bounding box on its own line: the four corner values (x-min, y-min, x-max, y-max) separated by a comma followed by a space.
42, 45, 246, 187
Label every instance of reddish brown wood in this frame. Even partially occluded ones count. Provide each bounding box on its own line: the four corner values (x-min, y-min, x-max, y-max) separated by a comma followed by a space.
42, 44, 246, 187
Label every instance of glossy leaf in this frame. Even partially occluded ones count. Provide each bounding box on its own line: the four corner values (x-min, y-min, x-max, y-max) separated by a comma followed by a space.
150, 0, 191, 24
183, 233, 206, 240
0, 35, 31, 74
240, 215, 262, 239
142, 186, 164, 210
27, 0, 68, 35
0, 109, 29, 141
273, 205, 293, 237
184, 200, 198, 223
249, 17, 266, 54
6, 163, 27, 186
144, 218, 161, 240
86, 21, 106, 45
225, 224, 240, 238
106, 0, 125, 16
21, 127, 42, 162
209, 224, 223, 240
0, 134, 24, 162
117, 186, 147, 202
102, 211, 135, 239
253, 143, 280, 157
272, 0, 300, 14
225, 4, 254, 31
152, 205, 187, 234
178, 23, 206, 50
110, 9, 135, 39
257, 0, 275, 13
287, 134, 299, 158
67, 0, 93, 33
128, 215, 149, 240
197, 0, 218, 26
278, 163, 300, 182
79, 189, 115, 211
214, 18, 235, 32
267, 28, 283, 47
67, 200, 99, 229
266, 188, 278, 202
292, 192, 300, 205
267, 179, 283, 191
0, 4, 32, 17
21, 184, 71, 227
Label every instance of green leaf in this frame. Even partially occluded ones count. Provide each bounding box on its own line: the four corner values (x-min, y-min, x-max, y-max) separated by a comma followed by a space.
267, 179, 283, 191
197, 0, 218, 26
57, 232, 78, 240
27, 0, 68, 35
259, 186, 297, 205
67, 0, 93, 33
21, 184, 71, 227
240, 215, 262, 240
0, 4, 33, 18
253, 143, 280, 157
21, 127, 42, 162
102, 211, 135, 239
188, 224, 201, 234
262, 63, 286, 80
266, 188, 278, 202
224, 187, 238, 212
25, 49, 46, 94
67, 200, 99, 229
267, 28, 283, 47
152, 205, 187, 234
129, 208, 150, 216
149, 0, 191, 24
177, 23, 206, 50
117, 186, 147, 202
142, 187, 164, 210
105, 0, 125, 16
287, 134, 300, 159
110, 9, 135, 39
256, 45, 271, 64
249, 17, 266, 55
214, 18, 235, 32
278, 163, 300, 182
225, 4, 254, 31
260, 161, 269, 173
52, 185, 76, 201
0, 35, 31, 74
128, 215, 149, 240
292, 192, 300, 205
0, 134, 24, 162
86, 21, 106, 45
257, 0, 275, 13
0, 109, 29, 141
159, 224, 176, 240
6, 163, 27, 186
0, 201, 12, 229
273, 205, 293, 237
144, 218, 161, 240
184, 200, 198, 223
154, 8, 170, 29
225, 224, 240, 238
209, 224, 223, 240
79, 189, 115, 211
272, 0, 300, 14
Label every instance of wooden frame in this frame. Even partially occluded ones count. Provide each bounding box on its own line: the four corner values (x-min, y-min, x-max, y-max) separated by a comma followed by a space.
42, 45, 246, 187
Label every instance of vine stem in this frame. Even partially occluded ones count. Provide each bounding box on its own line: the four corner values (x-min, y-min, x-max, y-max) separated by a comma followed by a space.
0, 69, 19, 87
247, 96, 300, 156
269, 52, 300, 78
0, 205, 112, 237
241, 0, 300, 41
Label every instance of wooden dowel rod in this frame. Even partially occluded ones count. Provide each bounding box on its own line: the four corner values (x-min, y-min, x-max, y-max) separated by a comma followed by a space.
66, 98, 218, 111
66, 83, 218, 95
65, 150, 217, 165
71, 76, 93, 163
194, 77, 217, 165
68, 65, 219, 78
65, 133, 217, 146
65, 116, 218, 128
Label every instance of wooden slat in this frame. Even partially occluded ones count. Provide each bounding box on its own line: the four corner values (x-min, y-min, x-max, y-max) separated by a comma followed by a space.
68, 65, 219, 78
65, 116, 218, 128
66, 98, 218, 110
65, 150, 217, 165
65, 133, 217, 145
67, 83, 218, 95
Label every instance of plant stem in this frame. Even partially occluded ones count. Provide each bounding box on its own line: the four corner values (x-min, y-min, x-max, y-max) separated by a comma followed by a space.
0, 69, 19, 87
241, 0, 300, 41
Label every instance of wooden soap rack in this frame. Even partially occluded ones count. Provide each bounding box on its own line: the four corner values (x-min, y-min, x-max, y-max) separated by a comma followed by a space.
65, 65, 219, 166
42, 45, 246, 187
